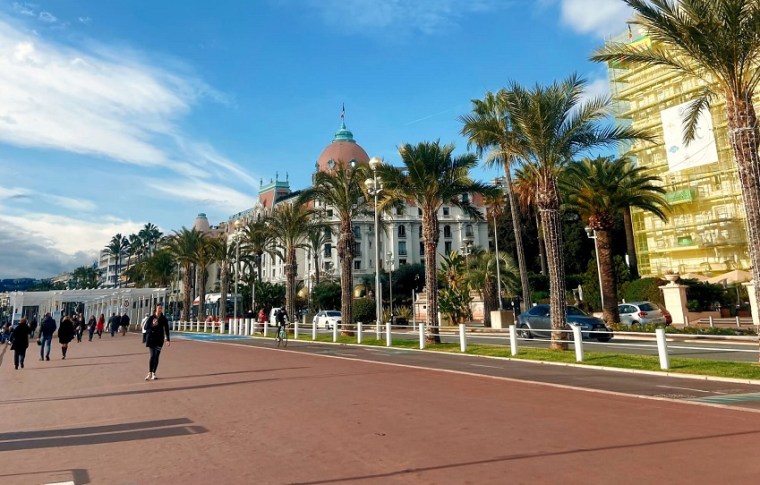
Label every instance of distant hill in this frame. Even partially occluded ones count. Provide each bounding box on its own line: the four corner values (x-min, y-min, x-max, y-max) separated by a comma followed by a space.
0, 278, 40, 292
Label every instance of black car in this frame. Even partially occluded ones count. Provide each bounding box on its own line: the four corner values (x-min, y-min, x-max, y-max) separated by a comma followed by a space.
516, 304, 612, 342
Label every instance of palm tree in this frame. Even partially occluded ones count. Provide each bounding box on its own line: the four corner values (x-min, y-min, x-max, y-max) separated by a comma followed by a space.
379, 141, 496, 343
139, 222, 163, 257
513, 166, 548, 275
194, 236, 220, 320
437, 250, 471, 325
241, 219, 273, 283
467, 249, 520, 327
502, 75, 649, 350
267, 202, 316, 321
460, 91, 533, 306
592, 0, 760, 343
165, 227, 203, 321
104, 234, 129, 288
143, 249, 176, 287
210, 235, 235, 320
306, 224, 331, 288
298, 164, 371, 329
563, 156, 669, 323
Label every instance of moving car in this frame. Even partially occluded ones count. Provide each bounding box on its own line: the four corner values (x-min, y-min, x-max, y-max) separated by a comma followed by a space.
617, 301, 668, 326
516, 304, 612, 342
313, 310, 341, 330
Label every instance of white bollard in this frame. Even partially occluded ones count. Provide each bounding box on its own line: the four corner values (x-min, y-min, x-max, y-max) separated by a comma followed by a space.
333, 322, 338, 342
572, 325, 584, 362
357, 321, 363, 344
376, 320, 381, 340
459, 324, 467, 352
244, 319, 250, 336
197, 320, 202, 332
311, 321, 316, 340
203, 320, 208, 333
386, 322, 392, 347
294, 321, 299, 340
263, 322, 268, 337
509, 325, 517, 356
655, 327, 670, 370
419, 323, 425, 350
736, 316, 741, 328
229, 319, 234, 335
709, 315, 714, 328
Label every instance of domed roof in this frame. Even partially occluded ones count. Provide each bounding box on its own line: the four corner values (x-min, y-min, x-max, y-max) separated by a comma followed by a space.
316, 122, 370, 172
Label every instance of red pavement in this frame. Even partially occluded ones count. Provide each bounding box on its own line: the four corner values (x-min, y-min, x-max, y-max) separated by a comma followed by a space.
2, 333, 760, 484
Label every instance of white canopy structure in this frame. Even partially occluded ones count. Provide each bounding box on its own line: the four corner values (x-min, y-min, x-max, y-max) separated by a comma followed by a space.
6, 287, 169, 325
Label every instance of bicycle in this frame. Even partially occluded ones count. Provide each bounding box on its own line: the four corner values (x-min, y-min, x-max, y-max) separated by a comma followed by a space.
275, 323, 288, 348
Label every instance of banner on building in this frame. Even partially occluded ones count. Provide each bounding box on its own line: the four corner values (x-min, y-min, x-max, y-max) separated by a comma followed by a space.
660, 101, 719, 172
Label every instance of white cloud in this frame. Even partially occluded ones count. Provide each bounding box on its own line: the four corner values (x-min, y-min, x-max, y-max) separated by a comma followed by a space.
0, 212, 143, 278
38, 11, 56, 23
556, 0, 632, 38
12, 2, 35, 17
148, 178, 256, 213
303, 0, 504, 36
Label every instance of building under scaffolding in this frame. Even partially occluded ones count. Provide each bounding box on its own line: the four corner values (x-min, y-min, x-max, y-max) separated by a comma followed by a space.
605, 28, 750, 278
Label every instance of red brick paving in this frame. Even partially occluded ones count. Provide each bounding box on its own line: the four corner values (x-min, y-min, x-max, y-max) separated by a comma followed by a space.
2, 334, 760, 484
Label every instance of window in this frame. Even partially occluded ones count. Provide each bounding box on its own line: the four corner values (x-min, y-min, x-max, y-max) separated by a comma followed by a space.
443, 207, 450, 217
354, 260, 361, 270
418, 225, 423, 238
419, 242, 424, 256
324, 244, 332, 258
398, 225, 406, 238
399, 259, 407, 266
418, 208, 422, 216
445, 241, 452, 253
327, 209, 334, 218
443, 225, 451, 238
396, 207, 404, 216
398, 241, 407, 256
461, 193, 470, 203
353, 225, 361, 240
354, 242, 362, 257
465, 224, 473, 237
324, 228, 332, 241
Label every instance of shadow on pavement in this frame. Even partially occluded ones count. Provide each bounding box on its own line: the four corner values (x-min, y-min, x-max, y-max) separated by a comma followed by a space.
0, 468, 90, 484
23, 361, 127, 370
0, 418, 206, 452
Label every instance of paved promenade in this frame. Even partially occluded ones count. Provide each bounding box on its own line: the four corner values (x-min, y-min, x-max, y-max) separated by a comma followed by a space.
2, 332, 760, 484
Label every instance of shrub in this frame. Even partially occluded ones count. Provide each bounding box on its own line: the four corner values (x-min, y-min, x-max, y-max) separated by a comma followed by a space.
683, 281, 730, 311
623, 277, 665, 306
686, 299, 701, 312
352, 298, 375, 323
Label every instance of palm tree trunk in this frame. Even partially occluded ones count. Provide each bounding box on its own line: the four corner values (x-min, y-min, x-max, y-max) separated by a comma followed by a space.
596, 229, 620, 324
536, 211, 547, 275
284, 248, 297, 321
725, 93, 760, 362
182, 263, 192, 322
422, 209, 440, 343
503, 161, 532, 306
622, 207, 638, 279
313, 253, 320, 286
198, 266, 207, 321
220, 264, 229, 321
337, 224, 354, 332
538, 175, 567, 351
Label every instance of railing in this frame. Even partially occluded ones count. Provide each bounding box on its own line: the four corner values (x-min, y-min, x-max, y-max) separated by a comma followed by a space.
168, 319, 760, 370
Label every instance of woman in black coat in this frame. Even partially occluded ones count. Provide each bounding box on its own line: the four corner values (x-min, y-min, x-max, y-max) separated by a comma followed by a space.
144, 303, 171, 381
10, 318, 31, 370
58, 315, 76, 360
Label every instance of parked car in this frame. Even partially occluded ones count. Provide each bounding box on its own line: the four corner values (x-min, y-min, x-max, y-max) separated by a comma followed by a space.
617, 301, 667, 326
313, 310, 341, 330
516, 304, 612, 342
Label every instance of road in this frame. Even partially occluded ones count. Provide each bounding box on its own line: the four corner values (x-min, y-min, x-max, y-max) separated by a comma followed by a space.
3, 332, 760, 484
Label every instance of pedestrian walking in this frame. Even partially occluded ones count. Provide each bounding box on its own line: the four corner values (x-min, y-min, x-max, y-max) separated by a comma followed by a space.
29, 315, 38, 339
58, 314, 75, 359
10, 317, 31, 369
108, 313, 119, 337
39, 312, 56, 361
87, 315, 97, 341
75, 314, 85, 342
96, 314, 105, 338
144, 303, 171, 381
120, 312, 130, 336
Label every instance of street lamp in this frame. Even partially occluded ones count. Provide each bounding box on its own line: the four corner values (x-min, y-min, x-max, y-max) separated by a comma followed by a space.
385, 251, 394, 321
233, 220, 242, 321
365, 156, 383, 333
460, 237, 473, 274
585, 226, 605, 311
492, 177, 505, 310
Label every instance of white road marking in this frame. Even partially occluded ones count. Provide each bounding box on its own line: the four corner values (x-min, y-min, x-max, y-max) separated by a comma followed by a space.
656, 385, 716, 394
470, 364, 502, 369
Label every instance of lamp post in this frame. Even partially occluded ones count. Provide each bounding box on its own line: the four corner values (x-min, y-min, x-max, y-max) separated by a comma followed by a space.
386, 251, 394, 321
585, 226, 605, 311
366, 157, 383, 333
460, 237, 473, 274
492, 177, 505, 310
233, 220, 242, 321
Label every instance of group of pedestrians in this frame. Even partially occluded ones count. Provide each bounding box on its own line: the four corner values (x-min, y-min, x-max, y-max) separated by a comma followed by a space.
8, 304, 172, 383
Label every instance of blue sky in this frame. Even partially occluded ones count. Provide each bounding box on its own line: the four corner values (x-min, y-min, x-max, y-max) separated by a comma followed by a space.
0, 0, 632, 278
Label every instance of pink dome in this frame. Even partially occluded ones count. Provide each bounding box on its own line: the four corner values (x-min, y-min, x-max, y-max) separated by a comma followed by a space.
315, 122, 370, 172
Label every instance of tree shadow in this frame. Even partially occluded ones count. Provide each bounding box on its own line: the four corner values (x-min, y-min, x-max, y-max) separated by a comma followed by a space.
24, 361, 126, 370
0, 417, 207, 452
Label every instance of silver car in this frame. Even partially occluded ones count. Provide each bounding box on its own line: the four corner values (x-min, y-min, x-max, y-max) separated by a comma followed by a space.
516, 304, 612, 342
617, 301, 667, 326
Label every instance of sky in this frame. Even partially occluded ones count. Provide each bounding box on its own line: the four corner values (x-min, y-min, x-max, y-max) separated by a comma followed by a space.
0, 0, 633, 279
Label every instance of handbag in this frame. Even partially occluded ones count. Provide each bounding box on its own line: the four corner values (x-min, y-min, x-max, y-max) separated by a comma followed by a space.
37, 338, 42, 346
